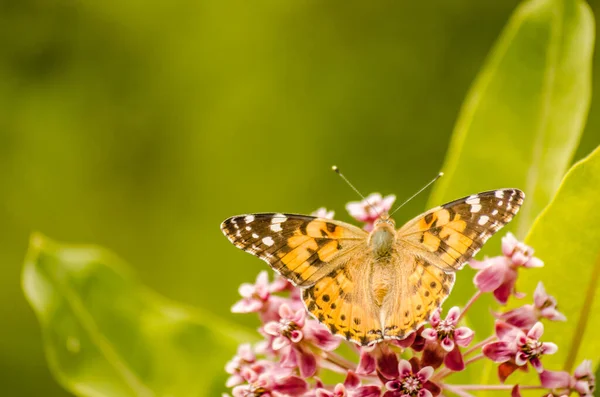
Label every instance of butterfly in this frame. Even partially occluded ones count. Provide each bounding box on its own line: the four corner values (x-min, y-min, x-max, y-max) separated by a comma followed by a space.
221, 189, 524, 346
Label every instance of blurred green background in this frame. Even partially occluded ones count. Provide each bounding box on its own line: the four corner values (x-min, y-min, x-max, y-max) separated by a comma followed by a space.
1, 1, 599, 396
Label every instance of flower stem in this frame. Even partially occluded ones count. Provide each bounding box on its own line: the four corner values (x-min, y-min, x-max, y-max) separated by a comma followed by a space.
458, 290, 482, 322
444, 384, 545, 391
442, 383, 476, 397
463, 353, 484, 367
463, 335, 496, 357
564, 251, 600, 372
320, 350, 356, 371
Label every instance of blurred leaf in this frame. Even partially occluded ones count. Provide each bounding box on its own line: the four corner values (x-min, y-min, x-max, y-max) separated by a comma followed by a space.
22, 233, 253, 397
426, 0, 594, 345
520, 145, 600, 371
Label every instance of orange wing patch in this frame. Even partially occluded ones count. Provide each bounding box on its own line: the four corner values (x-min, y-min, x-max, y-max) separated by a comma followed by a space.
302, 256, 383, 346
399, 189, 524, 271
382, 256, 455, 341
221, 214, 366, 287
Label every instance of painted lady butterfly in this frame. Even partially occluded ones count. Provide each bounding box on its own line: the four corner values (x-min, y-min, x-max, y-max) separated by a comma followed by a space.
221, 187, 524, 346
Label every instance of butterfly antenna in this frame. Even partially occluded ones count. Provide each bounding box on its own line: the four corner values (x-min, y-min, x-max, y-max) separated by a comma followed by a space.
332, 165, 380, 217
389, 172, 444, 217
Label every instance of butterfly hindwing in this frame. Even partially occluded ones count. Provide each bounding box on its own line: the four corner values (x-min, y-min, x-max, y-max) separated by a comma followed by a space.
382, 255, 456, 340
221, 213, 366, 287
398, 189, 524, 271
302, 251, 383, 346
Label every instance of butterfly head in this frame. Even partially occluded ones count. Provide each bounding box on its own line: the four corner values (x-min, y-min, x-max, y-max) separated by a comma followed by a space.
374, 214, 396, 228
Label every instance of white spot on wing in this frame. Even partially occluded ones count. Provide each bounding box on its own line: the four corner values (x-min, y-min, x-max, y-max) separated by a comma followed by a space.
492, 209, 499, 215
466, 195, 480, 205
270, 223, 283, 232
478, 215, 489, 225
497, 201, 503, 207
244, 215, 255, 223
471, 204, 482, 213
262, 236, 275, 246
495, 190, 504, 198
245, 226, 252, 231
252, 233, 259, 239
272, 214, 287, 223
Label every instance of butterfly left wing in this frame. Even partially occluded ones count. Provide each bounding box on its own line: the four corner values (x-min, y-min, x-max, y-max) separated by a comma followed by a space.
397, 189, 525, 272
221, 213, 367, 287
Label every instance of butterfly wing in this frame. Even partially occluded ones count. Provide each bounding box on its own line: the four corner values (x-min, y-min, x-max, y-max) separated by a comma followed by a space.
382, 253, 456, 340
302, 250, 383, 346
381, 189, 524, 340
397, 189, 525, 272
220, 213, 367, 287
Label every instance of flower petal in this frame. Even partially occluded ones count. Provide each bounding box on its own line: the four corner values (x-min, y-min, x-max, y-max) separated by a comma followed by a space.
446, 307, 461, 324
539, 370, 571, 388
527, 322, 544, 340
232, 298, 263, 313
421, 328, 438, 341
344, 370, 361, 389
297, 349, 317, 378
498, 361, 519, 383
357, 349, 376, 375
354, 385, 383, 397
263, 322, 281, 336
418, 389, 433, 397
525, 257, 544, 268
272, 335, 289, 351
377, 348, 400, 379
274, 375, 309, 395
385, 380, 401, 391
541, 342, 558, 355
533, 282, 548, 307
473, 259, 506, 292
530, 357, 543, 373
444, 345, 465, 371
454, 327, 474, 346
493, 269, 518, 304
279, 303, 293, 319
430, 309, 441, 327
398, 359, 412, 377
574, 359, 593, 379
511, 385, 521, 397
515, 352, 528, 366
483, 341, 514, 362
417, 366, 434, 382
440, 337, 455, 352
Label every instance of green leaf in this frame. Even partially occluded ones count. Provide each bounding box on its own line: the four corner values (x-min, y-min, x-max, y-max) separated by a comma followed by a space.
521, 145, 600, 371
22, 233, 253, 397
425, 0, 594, 341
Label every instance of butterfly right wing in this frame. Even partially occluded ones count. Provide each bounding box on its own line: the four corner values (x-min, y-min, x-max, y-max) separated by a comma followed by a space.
302, 250, 384, 346
397, 189, 524, 272
221, 213, 367, 287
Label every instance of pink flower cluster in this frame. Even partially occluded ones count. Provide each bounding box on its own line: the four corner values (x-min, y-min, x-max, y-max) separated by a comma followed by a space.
224, 194, 595, 397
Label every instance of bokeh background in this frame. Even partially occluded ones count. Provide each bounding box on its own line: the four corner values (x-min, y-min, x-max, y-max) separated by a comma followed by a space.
1, 1, 599, 396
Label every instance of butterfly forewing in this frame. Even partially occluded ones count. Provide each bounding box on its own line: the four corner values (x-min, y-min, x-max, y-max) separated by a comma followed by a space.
397, 189, 524, 272
220, 213, 366, 287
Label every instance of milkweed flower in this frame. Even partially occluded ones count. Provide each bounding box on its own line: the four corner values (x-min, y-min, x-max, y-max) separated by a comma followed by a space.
346, 193, 396, 231
470, 233, 543, 304
540, 359, 596, 397
314, 371, 381, 397
496, 282, 566, 329
421, 307, 474, 371
483, 321, 558, 382
382, 360, 439, 397
312, 207, 335, 219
